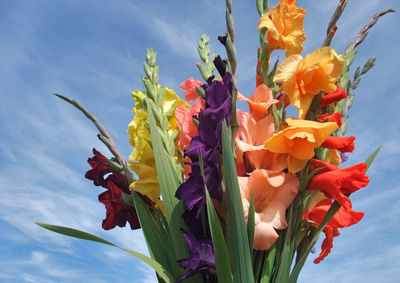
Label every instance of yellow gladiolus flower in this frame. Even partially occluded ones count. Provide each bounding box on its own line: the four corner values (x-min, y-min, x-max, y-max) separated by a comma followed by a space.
264, 118, 338, 173
274, 47, 344, 119
258, 0, 306, 56
128, 87, 187, 207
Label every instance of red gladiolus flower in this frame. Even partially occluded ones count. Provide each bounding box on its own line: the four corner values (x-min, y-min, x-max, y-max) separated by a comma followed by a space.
320, 86, 347, 108
321, 136, 356, 153
303, 198, 364, 263
308, 159, 369, 211
317, 112, 342, 128
85, 148, 143, 230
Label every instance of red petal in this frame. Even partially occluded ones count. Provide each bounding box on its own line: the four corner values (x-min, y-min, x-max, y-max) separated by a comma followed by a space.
321, 136, 355, 153
314, 225, 340, 263
320, 86, 347, 108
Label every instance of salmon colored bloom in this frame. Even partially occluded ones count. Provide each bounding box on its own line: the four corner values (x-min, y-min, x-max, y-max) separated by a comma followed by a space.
258, 0, 306, 57
236, 112, 287, 173
239, 169, 299, 250
321, 136, 355, 153
238, 84, 278, 121
308, 159, 369, 211
274, 47, 344, 118
176, 98, 205, 151
180, 77, 203, 102
303, 198, 364, 263
264, 118, 338, 173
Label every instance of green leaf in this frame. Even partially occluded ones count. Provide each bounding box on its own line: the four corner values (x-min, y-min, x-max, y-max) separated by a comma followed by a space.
222, 121, 255, 283
288, 201, 341, 283
198, 146, 232, 282
131, 193, 182, 279
365, 145, 382, 171
35, 223, 174, 283
247, 191, 255, 252
260, 244, 276, 283
146, 98, 189, 260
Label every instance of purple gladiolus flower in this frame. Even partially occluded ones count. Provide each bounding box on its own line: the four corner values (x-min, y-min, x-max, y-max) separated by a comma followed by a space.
176, 57, 232, 218
176, 229, 216, 282
175, 56, 232, 280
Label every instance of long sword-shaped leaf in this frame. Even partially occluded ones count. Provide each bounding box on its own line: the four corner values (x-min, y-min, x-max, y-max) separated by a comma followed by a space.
221, 121, 254, 283
198, 147, 233, 283
145, 98, 188, 260
35, 223, 173, 283
130, 193, 182, 279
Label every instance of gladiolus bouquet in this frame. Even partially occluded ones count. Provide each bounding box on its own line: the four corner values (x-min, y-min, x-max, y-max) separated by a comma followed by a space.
37, 0, 394, 282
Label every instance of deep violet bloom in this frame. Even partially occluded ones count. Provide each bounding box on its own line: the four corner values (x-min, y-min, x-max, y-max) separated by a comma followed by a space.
85, 148, 141, 230
176, 59, 232, 217
176, 229, 216, 282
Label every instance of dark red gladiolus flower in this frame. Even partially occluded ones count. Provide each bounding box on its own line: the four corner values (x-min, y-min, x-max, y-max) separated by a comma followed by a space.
303, 198, 364, 263
308, 159, 369, 211
321, 136, 356, 153
317, 112, 342, 128
85, 148, 141, 230
320, 86, 347, 108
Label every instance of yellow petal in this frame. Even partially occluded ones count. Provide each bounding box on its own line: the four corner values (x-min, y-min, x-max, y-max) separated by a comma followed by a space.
258, 14, 280, 40
287, 154, 308, 173
274, 55, 303, 82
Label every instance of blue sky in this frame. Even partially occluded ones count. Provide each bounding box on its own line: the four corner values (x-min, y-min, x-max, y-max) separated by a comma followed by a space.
1, 0, 399, 282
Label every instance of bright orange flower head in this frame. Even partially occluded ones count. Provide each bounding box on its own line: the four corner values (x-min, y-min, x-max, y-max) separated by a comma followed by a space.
264, 118, 338, 173
237, 84, 278, 121
274, 47, 344, 118
239, 169, 299, 250
258, 0, 306, 57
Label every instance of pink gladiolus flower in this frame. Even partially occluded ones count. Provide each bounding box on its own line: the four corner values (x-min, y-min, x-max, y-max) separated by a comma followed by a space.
238, 169, 299, 250
180, 77, 203, 102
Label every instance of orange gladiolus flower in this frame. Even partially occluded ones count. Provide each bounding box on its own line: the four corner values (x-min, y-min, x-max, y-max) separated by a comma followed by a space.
264, 118, 338, 173
237, 84, 278, 121
303, 198, 364, 263
308, 159, 369, 211
274, 47, 344, 118
258, 0, 306, 57
239, 169, 299, 250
